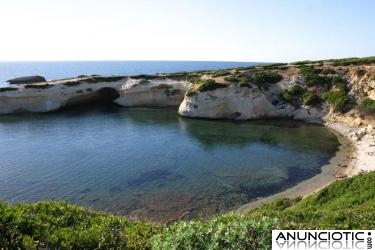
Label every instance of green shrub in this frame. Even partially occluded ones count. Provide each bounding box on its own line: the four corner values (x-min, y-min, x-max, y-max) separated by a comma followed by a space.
151, 214, 275, 250
321, 68, 336, 75
197, 79, 227, 92
251, 71, 283, 85
130, 74, 161, 80
261, 63, 288, 69
84, 76, 125, 83
281, 85, 305, 105
0, 87, 18, 92
212, 69, 231, 77
151, 84, 172, 90
139, 79, 150, 85
359, 98, 375, 114
186, 88, 197, 97
24, 84, 52, 89
0, 201, 159, 249
224, 75, 243, 83
186, 73, 201, 82
64, 81, 81, 87
331, 56, 375, 66
299, 66, 329, 87
356, 68, 366, 77
249, 172, 375, 230
303, 92, 322, 106
165, 72, 188, 80
237, 78, 252, 88
323, 89, 354, 113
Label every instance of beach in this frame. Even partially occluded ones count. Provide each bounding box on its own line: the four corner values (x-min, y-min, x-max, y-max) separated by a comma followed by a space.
237, 120, 375, 213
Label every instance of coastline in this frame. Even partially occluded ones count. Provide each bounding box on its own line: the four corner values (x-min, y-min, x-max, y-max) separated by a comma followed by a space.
237, 121, 375, 213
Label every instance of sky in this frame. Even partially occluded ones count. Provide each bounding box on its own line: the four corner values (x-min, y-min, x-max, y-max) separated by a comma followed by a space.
0, 0, 374, 62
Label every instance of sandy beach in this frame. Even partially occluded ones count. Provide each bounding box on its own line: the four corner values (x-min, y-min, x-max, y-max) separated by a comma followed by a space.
237, 121, 375, 213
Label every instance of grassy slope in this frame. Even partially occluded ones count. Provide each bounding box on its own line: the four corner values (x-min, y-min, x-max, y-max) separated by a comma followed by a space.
1, 172, 374, 249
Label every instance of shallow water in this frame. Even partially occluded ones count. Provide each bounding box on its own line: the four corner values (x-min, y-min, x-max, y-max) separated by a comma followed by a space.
0, 105, 339, 222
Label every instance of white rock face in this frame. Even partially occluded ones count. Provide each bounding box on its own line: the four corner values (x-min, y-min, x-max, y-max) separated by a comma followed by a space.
0, 78, 188, 114
178, 86, 328, 122
115, 79, 188, 107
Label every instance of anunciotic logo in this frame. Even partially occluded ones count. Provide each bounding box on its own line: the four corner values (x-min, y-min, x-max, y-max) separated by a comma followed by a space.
272, 230, 374, 250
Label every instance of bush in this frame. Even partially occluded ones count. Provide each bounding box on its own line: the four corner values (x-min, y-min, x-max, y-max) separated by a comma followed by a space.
249, 172, 375, 230
84, 76, 125, 83
237, 78, 252, 88
303, 92, 322, 106
24, 84, 52, 89
281, 85, 305, 105
330, 56, 375, 66
251, 71, 283, 85
299, 66, 329, 87
356, 69, 366, 77
186, 89, 197, 97
196, 79, 227, 92
212, 69, 231, 77
130, 74, 161, 80
261, 63, 288, 69
224, 75, 243, 83
165, 72, 188, 80
64, 81, 81, 87
151, 214, 275, 250
0, 87, 18, 92
0, 201, 159, 249
323, 89, 354, 113
359, 98, 375, 114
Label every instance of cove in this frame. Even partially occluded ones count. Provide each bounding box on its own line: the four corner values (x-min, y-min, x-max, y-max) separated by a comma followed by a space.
0, 104, 339, 222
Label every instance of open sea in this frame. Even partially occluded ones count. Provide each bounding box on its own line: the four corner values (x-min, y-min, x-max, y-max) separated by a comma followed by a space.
0, 60, 259, 86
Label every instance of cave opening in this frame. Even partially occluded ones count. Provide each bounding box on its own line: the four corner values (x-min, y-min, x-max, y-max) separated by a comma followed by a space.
61, 87, 121, 111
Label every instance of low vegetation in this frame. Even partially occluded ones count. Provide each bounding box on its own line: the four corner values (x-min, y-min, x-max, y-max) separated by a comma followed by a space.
130, 75, 161, 80
151, 214, 275, 249
323, 89, 354, 113
1, 172, 375, 249
84, 76, 125, 83
330, 56, 375, 66
298, 66, 329, 87
211, 69, 231, 77
302, 92, 322, 106
250, 71, 283, 86
64, 81, 81, 87
281, 85, 305, 105
24, 84, 53, 89
196, 79, 227, 92
0, 201, 159, 249
0, 87, 18, 92
359, 97, 375, 114
224, 71, 283, 89
186, 79, 227, 97
261, 63, 288, 69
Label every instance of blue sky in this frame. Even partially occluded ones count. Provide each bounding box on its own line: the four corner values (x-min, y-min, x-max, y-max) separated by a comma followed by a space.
0, 0, 374, 62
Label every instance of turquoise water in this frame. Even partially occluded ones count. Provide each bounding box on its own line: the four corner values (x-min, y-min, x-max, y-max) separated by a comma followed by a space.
0, 105, 339, 222
0, 61, 258, 86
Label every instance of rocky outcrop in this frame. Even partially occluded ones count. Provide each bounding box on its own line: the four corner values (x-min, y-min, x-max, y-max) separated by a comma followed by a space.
0, 77, 188, 114
115, 79, 188, 107
178, 84, 328, 122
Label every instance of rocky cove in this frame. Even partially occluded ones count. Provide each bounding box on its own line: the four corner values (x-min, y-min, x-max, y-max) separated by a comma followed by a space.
0, 59, 375, 221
